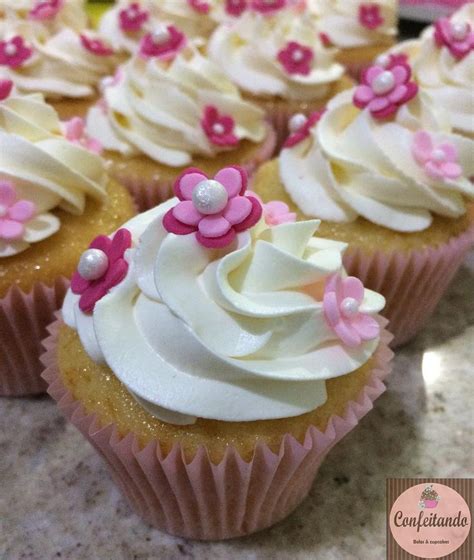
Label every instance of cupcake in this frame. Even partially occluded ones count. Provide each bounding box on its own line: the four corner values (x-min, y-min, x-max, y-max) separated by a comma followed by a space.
0, 0, 88, 32
387, 3, 474, 138
42, 164, 392, 539
0, 83, 135, 396
309, 0, 398, 77
207, 8, 352, 144
252, 60, 474, 347
86, 35, 276, 211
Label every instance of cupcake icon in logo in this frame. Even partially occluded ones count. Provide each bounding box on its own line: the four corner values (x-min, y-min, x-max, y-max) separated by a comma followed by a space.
418, 484, 441, 509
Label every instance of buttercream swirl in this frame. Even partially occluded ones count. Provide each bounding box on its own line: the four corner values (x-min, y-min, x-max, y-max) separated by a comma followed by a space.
279, 89, 474, 231
63, 201, 385, 424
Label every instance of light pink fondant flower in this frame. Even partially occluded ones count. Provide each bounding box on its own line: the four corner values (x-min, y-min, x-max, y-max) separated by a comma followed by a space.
0, 78, 13, 101
201, 105, 239, 147
163, 166, 262, 248
0, 181, 36, 241
284, 110, 325, 148
71, 229, 132, 313
278, 41, 313, 76
252, 0, 286, 14
63, 117, 102, 154
139, 26, 186, 60
80, 34, 114, 56
262, 200, 296, 225
119, 2, 149, 32
188, 0, 210, 14
434, 17, 474, 60
0, 36, 33, 68
412, 131, 462, 181
29, 0, 63, 20
359, 3, 384, 30
353, 62, 418, 119
323, 274, 380, 348
225, 0, 247, 16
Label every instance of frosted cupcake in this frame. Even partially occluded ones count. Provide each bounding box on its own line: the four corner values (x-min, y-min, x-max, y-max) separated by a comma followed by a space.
0, 82, 135, 396
208, 9, 352, 143
86, 34, 276, 210
42, 164, 392, 539
0, 0, 88, 32
253, 60, 474, 347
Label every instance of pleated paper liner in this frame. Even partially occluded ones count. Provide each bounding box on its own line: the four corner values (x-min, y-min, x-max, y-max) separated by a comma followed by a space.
343, 225, 474, 348
41, 317, 393, 540
0, 278, 69, 396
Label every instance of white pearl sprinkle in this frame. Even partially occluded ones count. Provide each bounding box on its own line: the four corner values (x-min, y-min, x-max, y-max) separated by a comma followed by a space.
78, 248, 109, 281
0, 204, 7, 218
372, 70, 395, 95
451, 21, 469, 41
192, 180, 229, 215
288, 113, 307, 133
5, 43, 17, 56
127, 7, 137, 18
212, 123, 225, 135
341, 297, 360, 318
291, 49, 304, 62
375, 54, 390, 68
431, 148, 446, 162
152, 26, 171, 45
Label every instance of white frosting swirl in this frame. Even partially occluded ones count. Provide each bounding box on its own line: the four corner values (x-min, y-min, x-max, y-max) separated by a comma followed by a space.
63, 201, 385, 424
279, 90, 474, 231
0, 92, 107, 256
0, 0, 88, 32
208, 11, 345, 101
86, 44, 267, 167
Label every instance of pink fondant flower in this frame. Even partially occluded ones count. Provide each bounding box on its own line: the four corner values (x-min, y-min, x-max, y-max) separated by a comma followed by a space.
262, 200, 296, 225
412, 131, 462, 181
434, 17, 474, 60
0, 181, 36, 241
71, 229, 132, 313
319, 32, 332, 48
284, 110, 325, 148
375, 52, 409, 70
0, 36, 33, 68
252, 0, 286, 14
225, 0, 247, 16
277, 41, 313, 76
63, 117, 102, 154
0, 78, 13, 101
29, 0, 63, 21
80, 34, 114, 56
119, 2, 149, 32
139, 25, 186, 60
163, 166, 262, 248
201, 105, 239, 147
323, 274, 380, 348
359, 3, 384, 30
353, 62, 418, 119
188, 0, 210, 14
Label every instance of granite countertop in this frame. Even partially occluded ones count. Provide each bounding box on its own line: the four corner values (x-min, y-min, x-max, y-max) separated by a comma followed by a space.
1, 250, 473, 560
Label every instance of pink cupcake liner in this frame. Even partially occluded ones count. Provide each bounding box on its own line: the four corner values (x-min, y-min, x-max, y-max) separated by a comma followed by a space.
0, 278, 69, 397
41, 317, 393, 540
343, 225, 474, 348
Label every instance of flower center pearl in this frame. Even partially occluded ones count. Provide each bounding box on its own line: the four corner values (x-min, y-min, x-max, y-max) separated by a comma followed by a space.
288, 112, 307, 133
431, 148, 446, 163
192, 180, 229, 215
127, 7, 137, 18
451, 21, 469, 41
375, 54, 390, 68
5, 43, 17, 56
212, 122, 225, 135
78, 248, 109, 281
291, 49, 304, 62
372, 70, 395, 95
341, 297, 360, 318
0, 204, 7, 218
152, 26, 171, 45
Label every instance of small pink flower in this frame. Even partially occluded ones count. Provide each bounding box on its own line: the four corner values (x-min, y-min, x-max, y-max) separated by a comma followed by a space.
139, 26, 186, 61
29, 0, 63, 21
434, 17, 474, 60
262, 200, 296, 225
71, 229, 132, 313
63, 117, 102, 154
188, 0, 210, 14
80, 34, 114, 56
375, 52, 409, 70
0, 78, 13, 101
0, 181, 36, 241
225, 0, 247, 16
353, 62, 418, 119
319, 32, 332, 48
163, 166, 262, 249
201, 105, 239, 147
323, 274, 380, 348
119, 2, 149, 33
412, 131, 463, 181
284, 110, 325, 148
0, 36, 33, 68
359, 3, 384, 30
278, 41, 314, 76
252, 0, 286, 13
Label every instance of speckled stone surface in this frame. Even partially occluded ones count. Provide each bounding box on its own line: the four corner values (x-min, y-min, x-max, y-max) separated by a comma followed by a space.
1, 251, 473, 560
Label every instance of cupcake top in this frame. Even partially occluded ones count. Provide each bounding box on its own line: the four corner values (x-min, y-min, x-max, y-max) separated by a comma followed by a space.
208, 10, 345, 101
309, 0, 397, 49
63, 165, 385, 425
86, 37, 267, 167
278, 60, 474, 232
389, 3, 474, 137
0, 82, 107, 257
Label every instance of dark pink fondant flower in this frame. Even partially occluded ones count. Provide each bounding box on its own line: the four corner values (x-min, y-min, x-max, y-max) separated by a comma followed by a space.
201, 105, 239, 147
225, 0, 247, 16
284, 110, 325, 148
412, 131, 462, 181
0, 78, 13, 101
139, 25, 186, 61
323, 274, 380, 348
71, 229, 132, 313
80, 34, 114, 56
353, 62, 418, 119
251, 0, 286, 14
63, 117, 102, 154
0, 181, 36, 241
277, 41, 314, 76
163, 166, 262, 248
119, 2, 149, 33
0, 36, 33, 68
29, 0, 63, 21
375, 52, 409, 70
319, 32, 332, 48
434, 17, 474, 60
359, 3, 384, 30
188, 0, 210, 14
